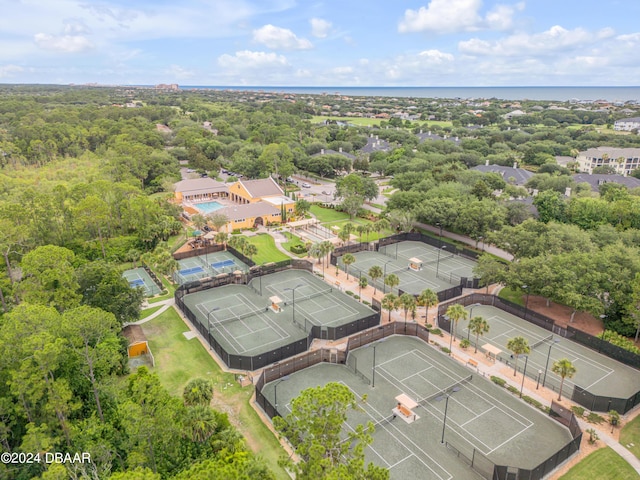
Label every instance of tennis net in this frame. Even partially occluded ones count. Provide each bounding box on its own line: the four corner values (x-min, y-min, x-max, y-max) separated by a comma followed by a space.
290, 288, 332, 304
423, 253, 456, 266
531, 334, 553, 350
417, 374, 473, 406
208, 307, 267, 327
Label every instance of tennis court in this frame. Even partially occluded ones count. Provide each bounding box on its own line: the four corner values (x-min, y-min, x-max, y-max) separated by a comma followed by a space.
263, 336, 573, 480
174, 251, 250, 284
180, 270, 376, 357
340, 243, 476, 296
458, 305, 640, 400
122, 267, 162, 296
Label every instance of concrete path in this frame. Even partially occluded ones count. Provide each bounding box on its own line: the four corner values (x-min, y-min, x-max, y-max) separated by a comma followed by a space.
134, 298, 175, 325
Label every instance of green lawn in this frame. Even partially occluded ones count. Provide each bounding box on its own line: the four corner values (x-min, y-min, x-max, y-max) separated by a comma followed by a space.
310, 115, 384, 127
309, 205, 393, 241
139, 305, 163, 319
140, 308, 289, 480
498, 286, 525, 306
281, 231, 307, 257
245, 232, 291, 264
310, 204, 352, 223
621, 415, 640, 460
559, 447, 639, 480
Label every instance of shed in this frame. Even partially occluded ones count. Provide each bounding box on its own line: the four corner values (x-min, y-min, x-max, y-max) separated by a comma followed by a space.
122, 325, 151, 358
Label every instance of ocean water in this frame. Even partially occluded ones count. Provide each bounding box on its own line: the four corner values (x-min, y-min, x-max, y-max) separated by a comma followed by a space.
181, 85, 640, 102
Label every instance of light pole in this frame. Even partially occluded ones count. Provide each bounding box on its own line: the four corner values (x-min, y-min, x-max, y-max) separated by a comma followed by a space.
542, 339, 560, 388
436, 222, 443, 248
519, 355, 529, 398
467, 303, 481, 341
284, 284, 304, 324
371, 339, 386, 388
436, 387, 461, 444
436, 246, 447, 276
446, 314, 454, 355
273, 375, 290, 417
599, 314, 607, 352
383, 259, 394, 294
536, 369, 542, 390
522, 285, 530, 320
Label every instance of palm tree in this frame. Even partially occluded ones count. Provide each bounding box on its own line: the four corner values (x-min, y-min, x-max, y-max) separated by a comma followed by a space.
214, 232, 229, 248
399, 293, 417, 322
368, 265, 383, 295
358, 276, 368, 301
320, 240, 335, 276
208, 212, 229, 232
552, 358, 577, 401
417, 289, 438, 326
384, 273, 400, 294
183, 378, 214, 407
337, 228, 350, 246
445, 304, 468, 343
184, 405, 218, 444
342, 253, 356, 280
506, 336, 531, 377
374, 218, 390, 238
381, 293, 398, 322
468, 316, 490, 353
356, 224, 367, 242
191, 214, 208, 231
245, 243, 258, 261
364, 223, 374, 242
309, 242, 323, 265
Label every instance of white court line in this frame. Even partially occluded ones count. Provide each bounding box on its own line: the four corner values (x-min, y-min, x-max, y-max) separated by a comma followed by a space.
489, 313, 615, 379
338, 382, 453, 480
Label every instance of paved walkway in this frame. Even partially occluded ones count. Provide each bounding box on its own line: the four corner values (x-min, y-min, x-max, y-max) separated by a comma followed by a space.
133, 298, 175, 325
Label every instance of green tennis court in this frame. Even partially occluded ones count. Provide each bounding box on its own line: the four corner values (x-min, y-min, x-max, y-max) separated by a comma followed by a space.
180, 270, 377, 357
122, 267, 162, 296
339, 241, 477, 295
458, 304, 640, 400
263, 336, 573, 480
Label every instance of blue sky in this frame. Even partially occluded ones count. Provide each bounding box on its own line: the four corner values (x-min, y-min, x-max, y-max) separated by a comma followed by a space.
1, 0, 639, 86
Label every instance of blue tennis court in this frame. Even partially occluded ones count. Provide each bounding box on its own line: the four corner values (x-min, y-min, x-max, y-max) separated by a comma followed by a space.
212, 259, 235, 269
122, 267, 163, 297
180, 266, 205, 276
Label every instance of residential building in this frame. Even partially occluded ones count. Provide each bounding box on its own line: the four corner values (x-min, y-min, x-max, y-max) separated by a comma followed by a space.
614, 117, 640, 132
572, 174, 640, 192
576, 147, 640, 175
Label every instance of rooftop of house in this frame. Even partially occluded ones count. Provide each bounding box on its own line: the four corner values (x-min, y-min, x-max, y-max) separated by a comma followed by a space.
218, 201, 280, 221
239, 177, 284, 198
360, 136, 391, 154
122, 325, 148, 346
578, 146, 640, 158
573, 173, 640, 192
311, 148, 357, 160
472, 164, 535, 185
174, 177, 228, 194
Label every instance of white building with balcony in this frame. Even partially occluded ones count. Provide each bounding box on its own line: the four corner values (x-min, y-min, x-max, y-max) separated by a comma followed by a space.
576, 147, 640, 175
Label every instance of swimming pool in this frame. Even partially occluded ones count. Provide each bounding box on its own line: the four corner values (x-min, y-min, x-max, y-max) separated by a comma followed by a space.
195, 201, 224, 214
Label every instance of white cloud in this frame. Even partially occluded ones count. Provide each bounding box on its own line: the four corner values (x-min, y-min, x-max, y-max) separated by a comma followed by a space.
459, 25, 615, 56
0, 64, 24, 78
399, 0, 482, 34
164, 64, 195, 79
418, 49, 455, 63
484, 2, 524, 30
34, 33, 94, 53
253, 24, 312, 50
398, 0, 522, 34
218, 50, 289, 70
310, 18, 331, 38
